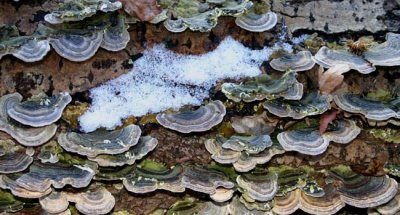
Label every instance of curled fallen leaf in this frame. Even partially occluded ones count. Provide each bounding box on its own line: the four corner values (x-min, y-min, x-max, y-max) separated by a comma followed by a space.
318, 64, 351, 95
319, 110, 340, 134
120, 0, 162, 22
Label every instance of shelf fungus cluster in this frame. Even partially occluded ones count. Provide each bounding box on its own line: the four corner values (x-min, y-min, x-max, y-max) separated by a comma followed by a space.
162, 0, 278, 33
312, 33, 400, 74
0, 0, 279, 63
221, 71, 304, 103
0, 25, 51, 62
49, 15, 130, 62
205, 135, 285, 172
1, 2, 400, 214
277, 119, 360, 155
44, 0, 122, 24
0, 92, 70, 147
161, 165, 399, 215
39, 186, 115, 214
0, 13, 130, 62
334, 93, 400, 125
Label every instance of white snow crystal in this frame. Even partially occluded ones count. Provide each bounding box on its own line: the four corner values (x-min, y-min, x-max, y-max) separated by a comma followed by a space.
79, 37, 283, 132
292, 34, 310, 45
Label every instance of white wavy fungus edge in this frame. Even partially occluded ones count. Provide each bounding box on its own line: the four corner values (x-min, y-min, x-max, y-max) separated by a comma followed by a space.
79, 37, 291, 132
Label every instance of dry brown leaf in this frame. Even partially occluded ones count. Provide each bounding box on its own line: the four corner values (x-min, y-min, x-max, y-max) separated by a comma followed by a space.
319, 110, 339, 134
120, 0, 162, 22
318, 64, 351, 95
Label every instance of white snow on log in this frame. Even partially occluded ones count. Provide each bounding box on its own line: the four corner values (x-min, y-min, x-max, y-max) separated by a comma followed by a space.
79, 37, 285, 132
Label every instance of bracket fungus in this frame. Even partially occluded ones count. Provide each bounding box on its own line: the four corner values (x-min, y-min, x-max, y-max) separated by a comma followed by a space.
231, 112, 278, 135
315, 46, 375, 74
15, 162, 96, 192
371, 189, 400, 215
58, 124, 141, 158
0, 175, 52, 199
364, 33, 400, 66
44, 0, 122, 24
277, 119, 360, 155
101, 15, 130, 52
237, 171, 278, 202
0, 93, 57, 147
39, 186, 115, 215
235, 11, 277, 32
11, 39, 51, 63
330, 166, 398, 208
334, 93, 400, 121
263, 92, 331, 119
50, 31, 103, 62
163, 19, 188, 33
272, 185, 345, 215
228, 196, 267, 215
205, 136, 285, 172
7, 92, 71, 127
122, 163, 185, 193
0, 25, 51, 63
221, 134, 272, 154
182, 166, 235, 196
181, 9, 222, 32
156, 100, 226, 133
0, 140, 33, 173
270, 51, 315, 72
299, 184, 345, 215
219, 0, 253, 16
39, 192, 69, 214
90, 136, 158, 167
205, 137, 242, 164
221, 71, 304, 103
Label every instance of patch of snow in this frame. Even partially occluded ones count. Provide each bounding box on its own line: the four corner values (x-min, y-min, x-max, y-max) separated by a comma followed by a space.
276, 42, 294, 53
292, 34, 310, 45
79, 37, 283, 132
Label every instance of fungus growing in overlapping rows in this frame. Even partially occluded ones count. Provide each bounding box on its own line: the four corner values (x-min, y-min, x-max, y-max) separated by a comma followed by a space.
315, 46, 375, 74
0, 93, 57, 147
277, 119, 360, 155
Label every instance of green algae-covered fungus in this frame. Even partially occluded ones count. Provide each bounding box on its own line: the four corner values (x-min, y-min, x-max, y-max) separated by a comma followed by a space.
263, 91, 331, 119
44, 0, 122, 24
221, 71, 303, 103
